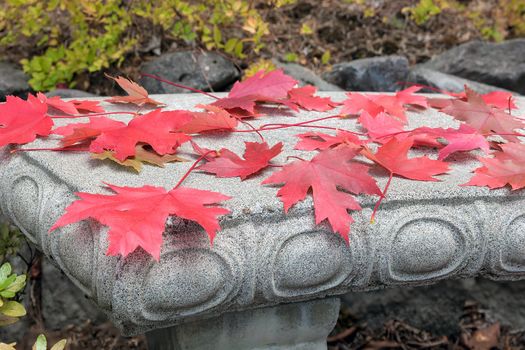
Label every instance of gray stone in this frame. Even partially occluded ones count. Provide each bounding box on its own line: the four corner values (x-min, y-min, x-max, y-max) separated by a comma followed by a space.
2, 93, 525, 345
323, 56, 409, 91
45, 89, 97, 99
343, 278, 525, 335
407, 66, 516, 94
139, 51, 240, 94
0, 62, 30, 100
423, 39, 525, 94
147, 298, 340, 350
275, 62, 342, 91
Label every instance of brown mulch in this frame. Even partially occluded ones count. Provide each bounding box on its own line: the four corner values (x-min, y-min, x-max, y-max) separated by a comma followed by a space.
328, 301, 525, 350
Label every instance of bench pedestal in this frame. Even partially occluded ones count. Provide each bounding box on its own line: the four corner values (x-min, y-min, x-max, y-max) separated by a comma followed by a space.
146, 298, 340, 350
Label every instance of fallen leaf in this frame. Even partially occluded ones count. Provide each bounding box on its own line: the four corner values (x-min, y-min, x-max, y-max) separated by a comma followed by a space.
106, 75, 164, 107
287, 85, 338, 112
262, 147, 381, 242
50, 184, 231, 260
294, 130, 363, 151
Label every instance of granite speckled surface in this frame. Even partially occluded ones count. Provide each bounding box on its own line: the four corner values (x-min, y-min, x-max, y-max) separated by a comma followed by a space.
1, 92, 525, 336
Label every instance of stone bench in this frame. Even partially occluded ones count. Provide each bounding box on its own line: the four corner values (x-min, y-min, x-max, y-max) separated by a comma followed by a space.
1, 92, 525, 349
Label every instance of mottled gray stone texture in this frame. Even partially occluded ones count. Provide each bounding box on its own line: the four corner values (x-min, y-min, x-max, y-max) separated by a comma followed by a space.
147, 298, 339, 350
1, 92, 525, 339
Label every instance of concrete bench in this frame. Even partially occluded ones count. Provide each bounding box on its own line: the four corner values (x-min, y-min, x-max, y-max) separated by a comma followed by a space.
1, 92, 524, 349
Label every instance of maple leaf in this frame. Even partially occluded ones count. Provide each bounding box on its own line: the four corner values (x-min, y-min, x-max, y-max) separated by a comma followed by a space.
441, 88, 525, 142
358, 111, 405, 142
0, 95, 52, 147
362, 137, 450, 181
262, 147, 381, 242
463, 142, 525, 190
92, 144, 187, 172
70, 100, 105, 113
106, 75, 164, 107
294, 130, 363, 151
200, 142, 282, 180
212, 69, 297, 114
287, 85, 339, 112
53, 116, 127, 147
178, 105, 238, 134
90, 109, 192, 161
430, 89, 517, 111
50, 184, 231, 260
409, 125, 490, 160
340, 87, 427, 123
36, 92, 79, 115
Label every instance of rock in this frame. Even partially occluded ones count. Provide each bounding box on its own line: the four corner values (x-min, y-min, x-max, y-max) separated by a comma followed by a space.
274, 62, 342, 91
0, 62, 30, 101
407, 66, 515, 94
323, 55, 409, 92
343, 278, 525, 336
423, 39, 525, 94
45, 89, 97, 99
139, 51, 240, 94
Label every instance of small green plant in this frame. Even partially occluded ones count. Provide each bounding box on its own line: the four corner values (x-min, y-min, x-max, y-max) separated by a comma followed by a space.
0, 263, 26, 327
0, 223, 23, 265
405, 0, 442, 25
0, 334, 66, 350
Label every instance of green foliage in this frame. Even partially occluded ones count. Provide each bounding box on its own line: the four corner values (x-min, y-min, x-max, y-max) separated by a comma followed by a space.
405, 0, 442, 25
0, 263, 26, 327
0, 222, 23, 265
0, 0, 279, 91
0, 334, 66, 350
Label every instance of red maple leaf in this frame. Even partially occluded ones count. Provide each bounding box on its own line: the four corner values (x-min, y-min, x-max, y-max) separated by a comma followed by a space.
70, 100, 105, 113
212, 69, 297, 114
294, 130, 363, 151
179, 105, 238, 134
200, 142, 283, 180
358, 111, 405, 142
262, 147, 381, 242
0, 95, 52, 146
408, 124, 490, 160
440, 88, 525, 142
287, 85, 339, 112
341, 86, 427, 123
362, 137, 450, 181
106, 75, 164, 107
429, 89, 517, 111
50, 184, 231, 260
90, 110, 192, 161
53, 116, 127, 147
36, 92, 79, 115
463, 142, 525, 190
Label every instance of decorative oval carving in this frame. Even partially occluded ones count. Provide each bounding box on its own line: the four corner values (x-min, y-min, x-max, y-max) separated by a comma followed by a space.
8, 176, 40, 238
502, 214, 525, 270
389, 217, 466, 281
271, 230, 351, 296
142, 248, 231, 312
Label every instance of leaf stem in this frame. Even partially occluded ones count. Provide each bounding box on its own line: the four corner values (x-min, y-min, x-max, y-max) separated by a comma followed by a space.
174, 151, 216, 189
141, 73, 220, 100
240, 120, 265, 142
11, 146, 89, 153
370, 172, 393, 224
260, 115, 342, 129
50, 111, 138, 119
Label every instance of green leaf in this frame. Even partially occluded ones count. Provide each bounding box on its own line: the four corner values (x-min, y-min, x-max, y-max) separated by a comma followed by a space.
0, 301, 26, 317
0, 263, 11, 285
4, 275, 26, 294
321, 50, 331, 65
33, 335, 46, 350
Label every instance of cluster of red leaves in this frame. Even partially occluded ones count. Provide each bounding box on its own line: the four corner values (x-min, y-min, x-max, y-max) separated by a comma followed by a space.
1, 69, 523, 261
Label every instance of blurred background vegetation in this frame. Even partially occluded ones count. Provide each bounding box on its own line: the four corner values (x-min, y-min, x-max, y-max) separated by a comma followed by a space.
0, 0, 524, 93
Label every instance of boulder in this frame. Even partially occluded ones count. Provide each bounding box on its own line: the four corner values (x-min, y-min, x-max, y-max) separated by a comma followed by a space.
275, 62, 342, 91
407, 66, 516, 95
323, 55, 409, 92
140, 51, 239, 94
0, 62, 30, 101
423, 39, 525, 94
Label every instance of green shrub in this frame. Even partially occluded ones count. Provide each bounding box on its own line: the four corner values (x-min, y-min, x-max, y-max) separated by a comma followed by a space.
0, 0, 290, 91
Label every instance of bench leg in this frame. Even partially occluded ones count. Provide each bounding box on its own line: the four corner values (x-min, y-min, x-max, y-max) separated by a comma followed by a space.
146, 297, 340, 350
